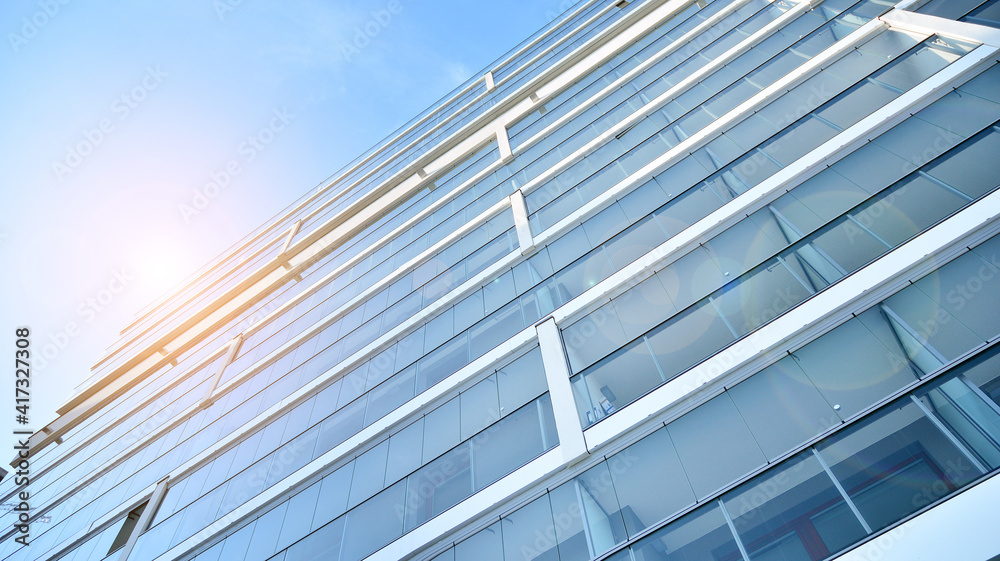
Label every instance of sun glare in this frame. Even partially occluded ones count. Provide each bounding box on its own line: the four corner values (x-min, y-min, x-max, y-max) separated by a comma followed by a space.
130, 236, 190, 297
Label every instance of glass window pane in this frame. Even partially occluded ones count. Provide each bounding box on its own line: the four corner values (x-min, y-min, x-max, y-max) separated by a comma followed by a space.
604, 216, 669, 272
274, 480, 321, 552
550, 462, 628, 561
713, 260, 813, 337
790, 170, 870, 222
217, 523, 253, 561
340, 481, 405, 561
652, 184, 723, 234
285, 517, 344, 561
723, 452, 867, 561
454, 289, 485, 333
469, 301, 524, 359
364, 366, 416, 427
912, 251, 1000, 342
916, 374, 1000, 470
431, 547, 455, 561
308, 379, 343, 427
473, 396, 556, 489
808, 218, 889, 275
484, 271, 517, 316
917, 89, 1000, 138
924, 128, 1000, 200
423, 397, 461, 462
646, 302, 736, 383
365, 348, 398, 392
573, 339, 662, 426
855, 176, 968, 248
221, 457, 269, 516
461, 375, 500, 439
629, 502, 742, 561
501, 495, 559, 561
455, 521, 503, 561
618, 179, 669, 223
395, 326, 425, 371
829, 144, 912, 196
729, 356, 839, 461
347, 440, 389, 510
337, 364, 369, 408
563, 303, 630, 374
817, 399, 984, 532
873, 116, 965, 170
497, 348, 547, 416
548, 226, 593, 271
958, 342, 1000, 405
668, 393, 767, 499
612, 275, 678, 340
549, 249, 614, 305
762, 116, 838, 166
917, 0, 986, 18
656, 247, 728, 311
584, 202, 631, 248
403, 444, 473, 531
385, 420, 424, 484
792, 317, 918, 419
417, 336, 470, 393
316, 400, 365, 456
193, 540, 224, 561
610, 427, 695, 537
313, 463, 354, 530
245, 504, 286, 561
882, 284, 982, 363
425, 308, 455, 351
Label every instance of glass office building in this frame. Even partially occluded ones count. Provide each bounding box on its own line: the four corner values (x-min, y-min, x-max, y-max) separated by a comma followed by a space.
5, 0, 1000, 559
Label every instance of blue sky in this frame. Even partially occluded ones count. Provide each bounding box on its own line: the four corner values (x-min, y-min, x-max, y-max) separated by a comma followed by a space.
0, 0, 570, 457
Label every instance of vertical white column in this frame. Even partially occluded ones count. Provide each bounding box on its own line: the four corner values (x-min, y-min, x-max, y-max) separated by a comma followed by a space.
117, 477, 169, 561
510, 190, 536, 256
279, 219, 302, 256
536, 317, 589, 465
201, 335, 243, 407
495, 123, 515, 164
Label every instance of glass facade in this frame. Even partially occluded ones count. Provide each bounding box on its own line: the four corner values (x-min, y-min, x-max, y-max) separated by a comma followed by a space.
4, 1, 999, 561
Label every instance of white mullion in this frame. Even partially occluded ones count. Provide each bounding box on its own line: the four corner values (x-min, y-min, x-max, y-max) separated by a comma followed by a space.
25, 165, 518, 523
90, 0, 704, 399
20, 199, 516, 556
510, 190, 535, 255
201, 336, 242, 407
513, 0, 760, 155
548, 41, 997, 329
117, 478, 170, 561
115, 0, 653, 341
584, 189, 1000, 449
537, 318, 589, 464
495, 122, 514, 163
148, 328, 540, 561
515, 0, 834, 199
